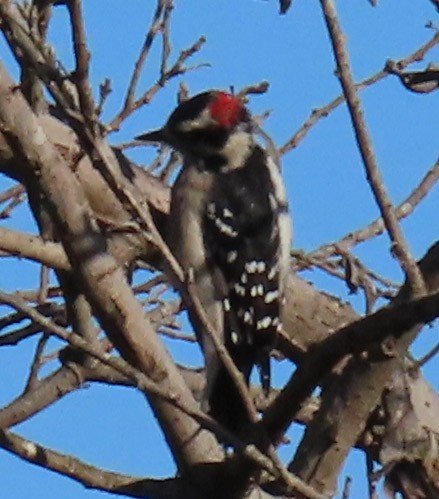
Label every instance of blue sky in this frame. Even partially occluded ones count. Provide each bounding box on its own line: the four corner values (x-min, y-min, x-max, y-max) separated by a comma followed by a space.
0, 1, 438, 497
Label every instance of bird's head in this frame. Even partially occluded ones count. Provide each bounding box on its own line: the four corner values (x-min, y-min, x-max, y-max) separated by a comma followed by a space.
136, 91, 254, 168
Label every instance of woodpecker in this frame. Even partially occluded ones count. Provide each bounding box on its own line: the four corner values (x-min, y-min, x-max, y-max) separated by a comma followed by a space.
136, 91, 292, 432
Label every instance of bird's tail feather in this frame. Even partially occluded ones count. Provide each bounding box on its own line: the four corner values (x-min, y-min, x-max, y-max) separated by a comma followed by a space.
208, 365, 252, 439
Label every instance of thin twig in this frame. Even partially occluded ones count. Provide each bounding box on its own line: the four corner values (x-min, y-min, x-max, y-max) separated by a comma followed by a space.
0, 184, 25, 204
188, 276, 259, 424
415, 339, 439, 367
366, 453, 379, 499
158, 328, 196, 342
0, 184, 26, 218
108, 35, 207, 131
122, 0, 166, 116
280, 30, 439, 155
299, 157, 439, 266
37, 265, 50, 303
160, 0, 173, 77
24, 332, 49, 392
95, 77, 112, 116
0, 289, 323, 496
342, 476, 352, 499
0, 194, 26, 219
0, 3, 83, 119
237, 81, 270, 99
0, 323, 41, 346
319, 0, 425, 295
67, 0, 96, 125
159, 151, 181, 183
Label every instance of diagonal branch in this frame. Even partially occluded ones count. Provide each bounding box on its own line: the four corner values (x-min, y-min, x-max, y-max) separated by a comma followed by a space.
0, 289, 323, 498
280, 30, 439, 155
108, 34, 206, 131
319, 0, 425, 295
262, 275, 439, 443
288, 241, 439, 494
0, 226, 70, 270
0, 428, 188, 499
123, 0, 167, 116
0, 426, 323, 499
67, 0, 96, 124
298, 157, 439, 267
0, 60, 224, 471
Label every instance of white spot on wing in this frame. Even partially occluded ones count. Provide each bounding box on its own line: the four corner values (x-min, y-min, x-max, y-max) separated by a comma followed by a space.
207, 202, 216, 217
268, 265, 278, 281
264, 289, 279, 303
223, 298, 231, 311
257, 261, 266, 272
245, 260, 267, 274
214, 217, 237, 237
227, 251, 237, 263
223, 207, 233, 218
250, 285, 264, 297
246, 261, 258, 274
234, 283, 245, 296
243, 311, 253, 324
256, 316, 273, 330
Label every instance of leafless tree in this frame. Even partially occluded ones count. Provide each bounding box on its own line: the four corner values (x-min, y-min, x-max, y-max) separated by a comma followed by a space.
0, 1, 438, 498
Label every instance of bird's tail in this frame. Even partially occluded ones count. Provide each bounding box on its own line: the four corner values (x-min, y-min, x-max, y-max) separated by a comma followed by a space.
208, 363, 252, 439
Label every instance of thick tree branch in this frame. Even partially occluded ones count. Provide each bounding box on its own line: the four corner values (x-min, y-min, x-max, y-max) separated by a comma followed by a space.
0, 61, 224, 472
0, 428, 192, 499
0, 226, 70, 269
0, 289, 323, 498
262, 265, 439, 443
289, 242, 439, 494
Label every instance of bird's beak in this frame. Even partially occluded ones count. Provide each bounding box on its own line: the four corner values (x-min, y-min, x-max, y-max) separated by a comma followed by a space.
135, 128, 168, 144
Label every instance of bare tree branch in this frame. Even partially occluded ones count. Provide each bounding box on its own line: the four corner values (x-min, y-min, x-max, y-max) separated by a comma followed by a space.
298, 157, 439, 268
0, 226, 70, 269
318, 0, 425, 295
1, 2, 438, 497
108, 1, 206, 132
67, 0, 95, 125
280, 30, 439, 155
121, 0, 168, 120
0, 428, 188, 499
0, 60, 224, 472
263, 262, 439, 443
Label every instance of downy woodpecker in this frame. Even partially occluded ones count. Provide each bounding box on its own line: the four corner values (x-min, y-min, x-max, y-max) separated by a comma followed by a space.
136, 91, 292, 432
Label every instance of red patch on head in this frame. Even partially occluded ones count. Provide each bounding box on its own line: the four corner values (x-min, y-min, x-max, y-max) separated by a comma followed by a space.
209, 92, 244, 128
